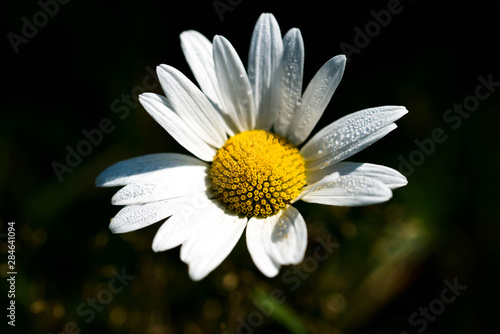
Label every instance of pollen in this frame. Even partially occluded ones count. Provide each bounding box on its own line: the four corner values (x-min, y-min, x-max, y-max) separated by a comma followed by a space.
210, 130, 306, 218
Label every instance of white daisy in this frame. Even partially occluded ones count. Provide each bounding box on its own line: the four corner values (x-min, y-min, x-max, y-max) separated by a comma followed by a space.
96, 13, 408, 280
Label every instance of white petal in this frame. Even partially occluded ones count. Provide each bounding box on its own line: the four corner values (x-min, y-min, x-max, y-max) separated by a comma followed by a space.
246, 217, 280, 277
181, 30, 240, 137
300, 106, 408, 170
307, 162, 407, 189
288, 55, 346, 145
180, 30, 223, 109
156, 65, 227, 147
110, 195, 204, 233
292, 172, 340, 204
273, 28, 304, 138
248, 13, 283, 130
247, 206, 307, 277
263, 206, 308, 265
213, 35, 255, 132
96, 153, 207, 187
152, 194, 217, 252
139, 93, 217, 161
301, 174, 393, 206
178, 202, 225, 263
111, 166, 209, 205
182, 212, 247, 281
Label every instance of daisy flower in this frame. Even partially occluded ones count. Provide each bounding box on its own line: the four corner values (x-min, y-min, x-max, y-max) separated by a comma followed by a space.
96, 13, 408, 280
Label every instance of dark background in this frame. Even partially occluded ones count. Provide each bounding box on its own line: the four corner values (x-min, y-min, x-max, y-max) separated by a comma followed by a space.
1, 0, 499, 333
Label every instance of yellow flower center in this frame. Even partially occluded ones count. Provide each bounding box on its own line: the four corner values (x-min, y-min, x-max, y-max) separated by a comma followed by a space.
209, 130, 306, 218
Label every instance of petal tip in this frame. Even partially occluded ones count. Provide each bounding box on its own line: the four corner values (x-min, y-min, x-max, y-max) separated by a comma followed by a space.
395, 174, 409, 188
109, 224, 121, 234
335, 54, 347, 62
95, 174, 105, 187
180, 29, 197, 39
151, 240, 163, 253
188, 266, 210, 281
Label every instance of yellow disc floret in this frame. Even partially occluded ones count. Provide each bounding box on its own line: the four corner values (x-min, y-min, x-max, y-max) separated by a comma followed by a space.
210, 130, 306, 218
